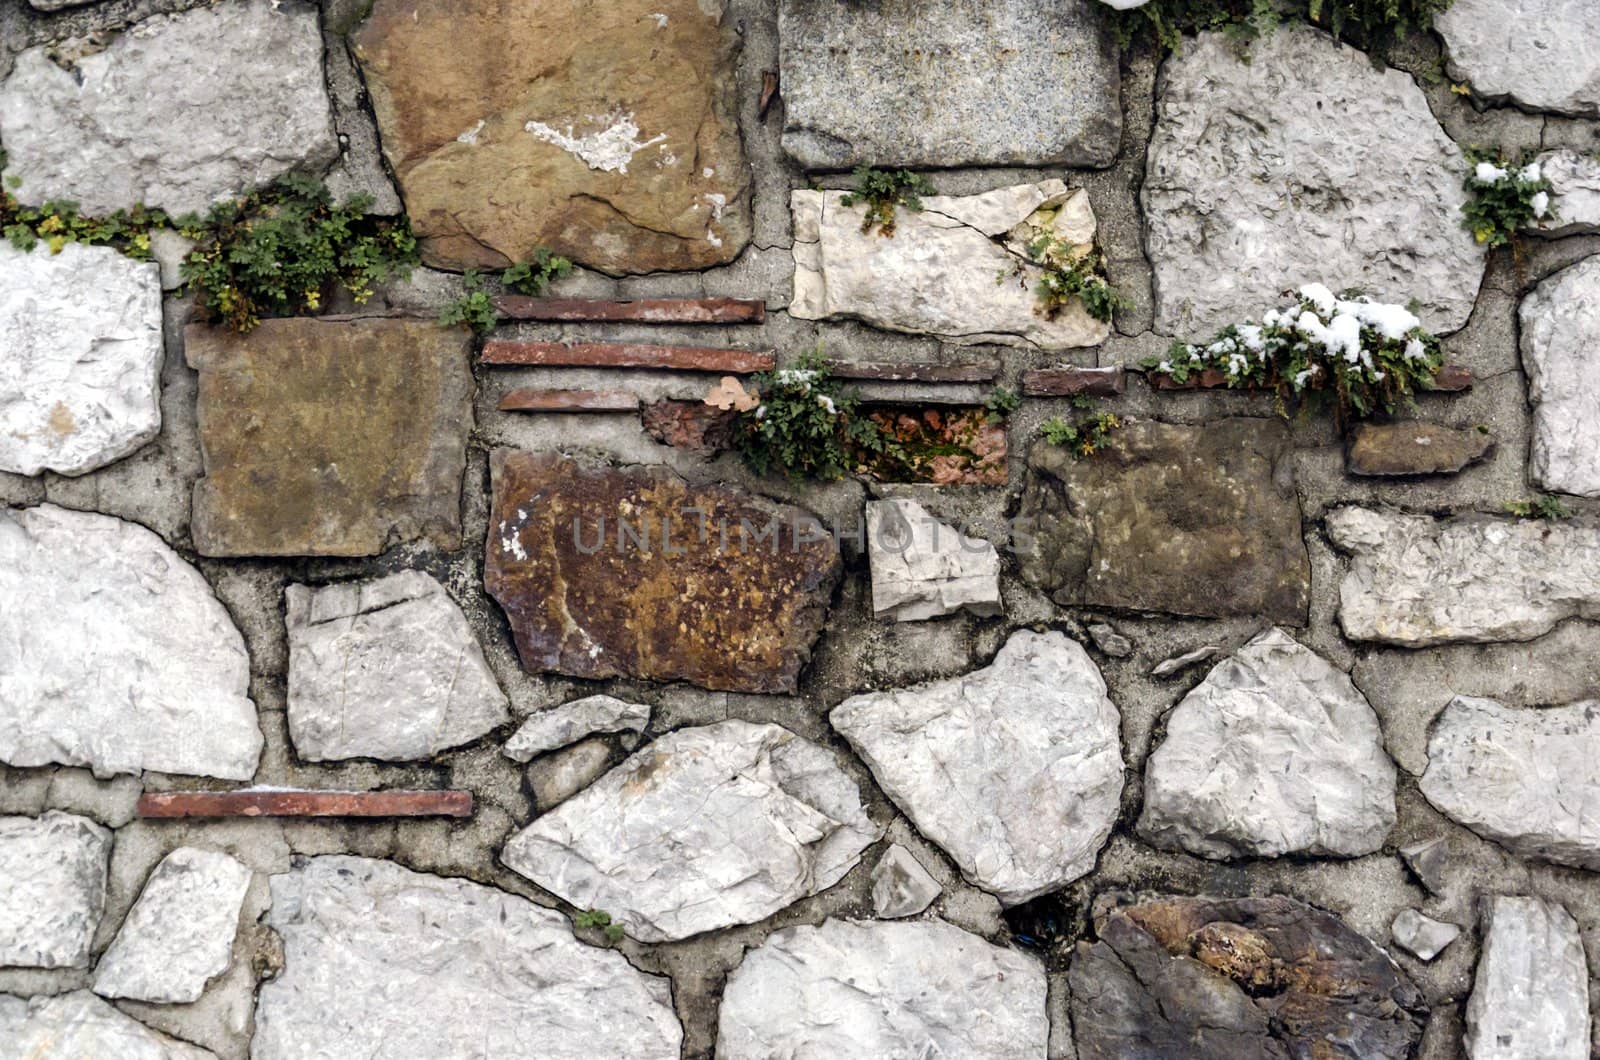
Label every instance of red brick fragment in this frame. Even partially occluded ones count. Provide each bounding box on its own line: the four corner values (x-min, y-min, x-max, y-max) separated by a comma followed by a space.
481, 341, 774, 373
498, 388, 640, 412
491, 297, 765, 324
1022, 366, 1126, 397
136, 789, 473, 819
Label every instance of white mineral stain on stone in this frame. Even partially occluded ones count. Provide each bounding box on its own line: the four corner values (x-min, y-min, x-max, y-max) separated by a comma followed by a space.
455, 119, 485, 144
525, 110, 668, 173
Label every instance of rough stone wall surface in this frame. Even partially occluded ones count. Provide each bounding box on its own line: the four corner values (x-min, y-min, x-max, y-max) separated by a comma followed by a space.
2, 2, 1600, 1058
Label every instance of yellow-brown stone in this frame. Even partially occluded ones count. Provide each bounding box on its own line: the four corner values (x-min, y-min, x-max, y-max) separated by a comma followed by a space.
352, 0, 750, 274
187, 317, 474, 557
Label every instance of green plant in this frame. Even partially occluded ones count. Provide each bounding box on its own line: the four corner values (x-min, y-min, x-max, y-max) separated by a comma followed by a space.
984, 386, 1022, 424
1146, 282, 1445, 428
1027, 236, 1127, 324
1109, 0, 1450, 54
1039, 397, 1123, 458
839, 166, 937, 238
438, 269, 499, 334
180, 174, 418, 333
2, 151, 170, 259
574, 908, 626, 944
1462, 150, 1556, 248
1503, 495, 1573, 521
735, 349, 889, 481
503, 247, 575, 296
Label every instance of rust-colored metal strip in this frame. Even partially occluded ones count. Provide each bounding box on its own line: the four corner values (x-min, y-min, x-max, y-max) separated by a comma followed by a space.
498, 388, 641, 412
1022, 366, 1126, 397
136, 789, 474, 819
481, 341, 775, 373
491, 296, 766, 324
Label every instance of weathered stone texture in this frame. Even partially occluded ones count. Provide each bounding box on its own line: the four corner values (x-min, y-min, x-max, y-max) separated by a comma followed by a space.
501, 721, 879, 943
867, 499, 1000, 621
1145, 25, 1484, 337
832, 631, 1123, 905
1346, 422, 1495, 477
778, 0, 1120, 169
0, 811, 110, 969
0, 505, 261, 780
1437, 0, 1600, 116
791, 181, 1110, 348
1520, 255, 1600, 497
253, 856, 681, 1058
718, 919, 1048, 1059
0, 991, 216, 1059
870, 845, 941, 920
92, 848, 252, 1004
1531, 150, 1600, 237
1070, 895, 1426, 1059
1420, 696, 1600, 870
502, 695, 649, 762
286, 572, 509, 762
1465, 897, 1590, 1060
1139, 628, 1396, 860
1391, 909, 1459, 962
188, 318, 473, 557
352, 0, 749, 273
0, 243, 163, 477
0, 0, 337, 216
1016, 419, 1310, 623
486, 451, 841, 694
526, 738, 616, 812
1327, 507, 1600, 645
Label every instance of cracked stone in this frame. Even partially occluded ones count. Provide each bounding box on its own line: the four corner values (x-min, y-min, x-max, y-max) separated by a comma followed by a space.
1438, 0, 1600, 116
0, 505, 262, 780
0, 0, 336, 216
0, 811, 110, 970
870, 844, 941, 919
0, 991, 215, 1059
1138, 628, 1397, 860
777, 0, 1120, 169
352, 0, 748, 273
286, 571, 509, 763
1327, 506, 1600, 645
1465, 896, 1590, 1060
718, 918, 1048, 1058
832, 630, 1123, 905
92, 848, 252, 1004
1016, 419, 1310, 623
867, 499, 1001, 622
790, 180, 1110, 348
486, 451, 841, 694
0, 242, 163, 477
1420, 696, 1600, 870
253, 856, 681, 1057
1145, 24, 1484, 338
1520, 254, 1600, 497
1069, 894, 1426, 1059
503, 695, 650, 762
1390, 909, 1459, 962
501, 721, 880, 943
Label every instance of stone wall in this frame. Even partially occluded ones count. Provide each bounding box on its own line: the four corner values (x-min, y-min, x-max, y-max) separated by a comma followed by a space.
2, 0, 1600, 1057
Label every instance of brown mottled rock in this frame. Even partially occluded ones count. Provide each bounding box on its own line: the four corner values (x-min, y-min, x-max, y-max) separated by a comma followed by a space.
1347, 422, 1495, 477
188, 318, 473, 557
352, 0, 749, 274
641, 401, 740, 451
1015, 419, 1309, 623
1070, 894, 1426, 1060
486, 451, 841, 693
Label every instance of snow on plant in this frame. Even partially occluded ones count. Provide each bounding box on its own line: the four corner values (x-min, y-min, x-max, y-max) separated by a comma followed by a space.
1147, 283, 1445, 426
1462, 150, 1556, 248
735, 350, 889, 481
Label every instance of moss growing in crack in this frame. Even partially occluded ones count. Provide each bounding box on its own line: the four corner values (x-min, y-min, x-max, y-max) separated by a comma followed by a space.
440, 249, 575, 334
1503, 495, 1573, 521
1462, 149, 1556, 248
1039, 397, 1123, 458
574, 908, 626, 944
839, 166, 937, 238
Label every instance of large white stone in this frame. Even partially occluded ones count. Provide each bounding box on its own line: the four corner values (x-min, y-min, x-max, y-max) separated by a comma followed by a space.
1438, 0, 1600, 117
791, 181, 1111, 348
93, 847, 252, 1004
252, 856, 681, 1058
830, 630, 1123, 905
1465, 897, 1590, 1060
718, 918, 1048, 1059
0, 242, 163, 477
0, 0, 338, 217
0, 505, 262, 780
501, 720, 880, 942
0, 811, 110, 969
502, 694, 650, 762
1326, 506, 1600, 646
1420, 696, 1600, 870
1530, 150, 1600, 238
1520, 255, 1600, 497
867, 498, 1001, 621
1139, 628, 1396, 859
1144, 25, 1484, 338
0, 991, 215, 1059
286, 571, 509, 762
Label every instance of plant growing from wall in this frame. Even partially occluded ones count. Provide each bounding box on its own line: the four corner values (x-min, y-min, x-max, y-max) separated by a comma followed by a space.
1503, 495, 1573, 521
180, 174, 419, 333
1039, 397, 1123, 458
734, 350, 892, 481
503, 247, 575, 296
574, 908, 626, 944
839, 166, 937, 238
1461, 150, 1556, 248
1146, 283, 1444, 428
1108, 0, 1452, 54
1026, 235, 1127, 324
984, 386, 1022, 424
440, 250, 575, 334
